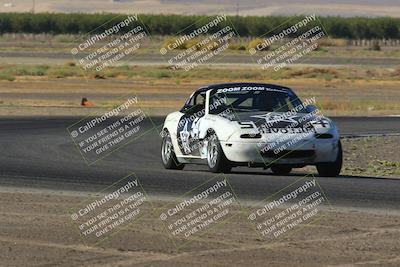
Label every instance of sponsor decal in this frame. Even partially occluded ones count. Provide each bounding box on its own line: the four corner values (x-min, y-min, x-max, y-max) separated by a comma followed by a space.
216, 86, 287, 94
177, 115, 202, 155
260, 127, 316, 134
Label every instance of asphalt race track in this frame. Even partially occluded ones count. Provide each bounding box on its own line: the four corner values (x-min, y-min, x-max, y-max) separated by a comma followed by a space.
0, 116, 399, 212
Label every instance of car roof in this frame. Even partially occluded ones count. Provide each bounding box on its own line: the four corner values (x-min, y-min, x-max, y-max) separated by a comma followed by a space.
195, 82, 294, 93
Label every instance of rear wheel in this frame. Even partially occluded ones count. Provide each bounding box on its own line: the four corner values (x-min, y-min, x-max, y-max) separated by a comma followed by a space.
161, 130, 184, 170
317, 140, 342, 177
207, 132, 231, 173
270, 165, 292, 175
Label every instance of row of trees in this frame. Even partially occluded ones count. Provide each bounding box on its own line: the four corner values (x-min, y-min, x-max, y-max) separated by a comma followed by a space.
0, 13, 398, 39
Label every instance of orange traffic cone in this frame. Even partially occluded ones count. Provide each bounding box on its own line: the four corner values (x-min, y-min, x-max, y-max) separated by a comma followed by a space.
81, 98, 94, 107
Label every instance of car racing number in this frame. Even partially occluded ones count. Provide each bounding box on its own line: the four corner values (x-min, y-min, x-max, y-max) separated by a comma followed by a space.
177, 114, 202, 156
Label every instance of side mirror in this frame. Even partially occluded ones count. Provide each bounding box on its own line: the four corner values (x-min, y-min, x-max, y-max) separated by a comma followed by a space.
306, 105, 318, 113
180, 104, 205, 115
180, 105, 191, 113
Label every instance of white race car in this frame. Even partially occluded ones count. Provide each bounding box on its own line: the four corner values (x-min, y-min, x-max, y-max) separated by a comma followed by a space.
161, 83, 342, 177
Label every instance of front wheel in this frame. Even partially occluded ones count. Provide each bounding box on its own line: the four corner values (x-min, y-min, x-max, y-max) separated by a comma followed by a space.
161, 130, 184, 170
316, 140, 342, 177
207, 132, 231, 173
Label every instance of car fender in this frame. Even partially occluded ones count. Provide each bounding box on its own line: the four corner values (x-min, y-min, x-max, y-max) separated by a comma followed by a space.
162, 111, 184, 155
313, 117, 340, 141
198, 115, 240, 141
163, 111, 183, 135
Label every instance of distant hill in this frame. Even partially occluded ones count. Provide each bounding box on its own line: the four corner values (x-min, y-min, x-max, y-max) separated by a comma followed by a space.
1, 0, 399, 17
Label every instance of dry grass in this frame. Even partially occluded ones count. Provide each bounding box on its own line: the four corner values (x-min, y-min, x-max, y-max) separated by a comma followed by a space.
0, 64, 399, 82
0, 34, 399, 58
0, 64, 399, 116
0, 72, 399, 116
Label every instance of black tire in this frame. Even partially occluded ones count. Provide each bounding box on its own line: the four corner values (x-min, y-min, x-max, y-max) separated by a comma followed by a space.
206, 132, 231, 173
317, 140, 343, 177
161, 130, 184, 170
270, 165, 292, 175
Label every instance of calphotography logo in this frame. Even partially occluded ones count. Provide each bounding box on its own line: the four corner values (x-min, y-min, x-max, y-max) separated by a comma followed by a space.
158, 175, 241, 250
67, 95, 157, 164
248, 175, 333, 241
248, 14, 329, 72
69, 174, 152, 245
71, 13, 149, 73
1, 2, 400, 266
160, 14, 238, 71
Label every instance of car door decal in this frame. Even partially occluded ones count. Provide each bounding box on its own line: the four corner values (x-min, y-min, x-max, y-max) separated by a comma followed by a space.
177, 115, 202, 155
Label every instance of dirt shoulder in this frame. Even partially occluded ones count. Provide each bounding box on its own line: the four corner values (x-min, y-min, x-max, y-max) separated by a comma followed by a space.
0, 188, 399, 267
341, 136, 400, 177
301, 136, 400, 178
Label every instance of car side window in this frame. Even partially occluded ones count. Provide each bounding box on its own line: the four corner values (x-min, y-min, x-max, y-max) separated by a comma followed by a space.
181, 91, 206, 114
193, 92, 206, 106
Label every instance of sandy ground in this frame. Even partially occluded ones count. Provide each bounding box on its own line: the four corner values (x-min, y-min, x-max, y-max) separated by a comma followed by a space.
0, 187, 399, 267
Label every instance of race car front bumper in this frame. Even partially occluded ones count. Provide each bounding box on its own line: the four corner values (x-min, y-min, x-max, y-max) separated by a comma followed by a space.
220, 138, 339, 165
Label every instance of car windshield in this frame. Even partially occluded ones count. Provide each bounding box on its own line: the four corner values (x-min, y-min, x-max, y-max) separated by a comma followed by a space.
209, 88, 306, 114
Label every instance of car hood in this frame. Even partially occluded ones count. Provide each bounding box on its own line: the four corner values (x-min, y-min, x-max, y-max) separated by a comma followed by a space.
226, 111, 331, 129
